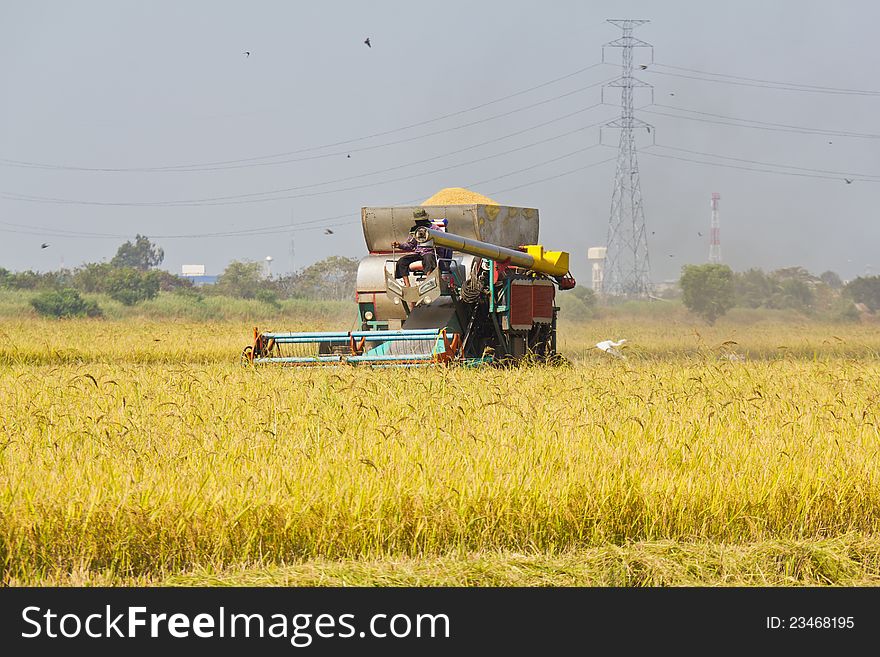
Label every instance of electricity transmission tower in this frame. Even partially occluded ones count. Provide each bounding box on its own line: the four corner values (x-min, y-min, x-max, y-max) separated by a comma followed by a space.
602, 19, 654, 297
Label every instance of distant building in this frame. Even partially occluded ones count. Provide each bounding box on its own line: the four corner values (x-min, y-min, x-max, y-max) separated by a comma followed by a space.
587, 246, 607, 293
181, 264, 218, 287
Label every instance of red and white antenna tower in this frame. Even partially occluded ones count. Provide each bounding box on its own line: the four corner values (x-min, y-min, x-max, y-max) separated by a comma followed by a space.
708, 192, 721, 264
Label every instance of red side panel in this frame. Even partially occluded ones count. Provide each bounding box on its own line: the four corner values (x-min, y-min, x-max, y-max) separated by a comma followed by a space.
510, 280, 533, 330
532, 282, 555, 323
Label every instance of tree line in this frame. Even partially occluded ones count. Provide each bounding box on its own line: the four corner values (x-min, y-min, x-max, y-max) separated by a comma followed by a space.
679, 263, 880, 324
5, 234, 877, 323
0, 235, 359, 318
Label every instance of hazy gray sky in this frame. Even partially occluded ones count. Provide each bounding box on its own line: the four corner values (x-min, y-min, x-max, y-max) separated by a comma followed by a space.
2, 0, 878, 284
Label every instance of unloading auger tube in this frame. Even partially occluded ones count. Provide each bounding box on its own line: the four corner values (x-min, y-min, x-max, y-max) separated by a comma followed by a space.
417, 226, 572, 279
241, 210, 576, 367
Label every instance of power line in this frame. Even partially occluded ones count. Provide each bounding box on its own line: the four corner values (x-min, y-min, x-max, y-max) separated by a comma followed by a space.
643, 103, 880, 139
651, 62, 880, 96
178, 154, 622, 239
640, 146, 880, 183
0, 145, 613, 240
2, 118, 614, 207
643, 67, 880, 96
0, 219, 127, 238
0, 66, 615, 173
486, 156, 617, 196
0, 102, 607, 207
651, 144, 880, 179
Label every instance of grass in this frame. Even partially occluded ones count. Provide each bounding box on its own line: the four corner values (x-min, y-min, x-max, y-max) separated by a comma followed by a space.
0, 288, 353, 323
12, 538, 880, 586
1, 316, 879, 586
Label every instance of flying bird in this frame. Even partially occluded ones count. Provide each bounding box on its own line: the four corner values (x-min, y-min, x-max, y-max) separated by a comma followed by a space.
324, 228, 334, 235
40, 243, 50, 249
639, 64, 648, 69
243, 51, 250, 57
347, 154, 351, 158
669, 92, 675, 96
364, 37, 371, 48
698, 231, 703, 236
595, 339, 627, 359
844, 178, 853, 184
668, 254, 675, 258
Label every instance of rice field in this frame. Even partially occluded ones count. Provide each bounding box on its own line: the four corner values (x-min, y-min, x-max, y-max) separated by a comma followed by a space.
2, 317, 880, 586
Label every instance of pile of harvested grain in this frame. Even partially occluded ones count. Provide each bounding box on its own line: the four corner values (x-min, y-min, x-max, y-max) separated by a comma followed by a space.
421, 187, 499, 205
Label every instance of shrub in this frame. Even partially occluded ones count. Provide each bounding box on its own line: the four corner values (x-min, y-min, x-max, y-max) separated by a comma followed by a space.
30, 288, 102, 318
256, 288, 281, 308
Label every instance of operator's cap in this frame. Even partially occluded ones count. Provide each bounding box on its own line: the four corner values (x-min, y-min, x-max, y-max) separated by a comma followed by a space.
412, 208, 429, 220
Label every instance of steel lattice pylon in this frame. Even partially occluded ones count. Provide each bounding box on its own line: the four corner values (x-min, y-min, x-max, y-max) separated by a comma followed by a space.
602, 19, 654, 298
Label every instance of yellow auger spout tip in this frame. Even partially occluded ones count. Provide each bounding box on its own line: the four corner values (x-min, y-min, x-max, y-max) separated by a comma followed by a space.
522, 245, 570, 277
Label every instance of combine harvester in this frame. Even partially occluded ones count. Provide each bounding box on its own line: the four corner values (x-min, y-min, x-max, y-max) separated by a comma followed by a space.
242, 191, 576, 367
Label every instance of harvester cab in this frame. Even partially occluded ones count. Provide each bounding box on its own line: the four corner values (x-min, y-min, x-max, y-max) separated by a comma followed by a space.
242, 201, 576, 367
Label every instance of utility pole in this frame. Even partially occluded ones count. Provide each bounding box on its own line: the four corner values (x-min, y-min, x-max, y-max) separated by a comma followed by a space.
708, 192, 722, 264
602, 19, 654, 298
290, 210, 296, 276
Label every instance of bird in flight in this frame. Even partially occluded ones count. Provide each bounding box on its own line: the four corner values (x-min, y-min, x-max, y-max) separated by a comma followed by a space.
324, 228, 334, 235
669, 92, 675, 96
364, 37, 371, 48
639, 64, 648, 69
243, 51, 250, 57
347, 154, 351, 158
596, 339, 627, 359
668, 254, 675, 257
40, 243, 50, 249
698, 231, 703, 236
844, 178, 853, 184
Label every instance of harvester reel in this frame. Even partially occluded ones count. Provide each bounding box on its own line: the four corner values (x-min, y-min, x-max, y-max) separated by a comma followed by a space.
241, 330, 281, 366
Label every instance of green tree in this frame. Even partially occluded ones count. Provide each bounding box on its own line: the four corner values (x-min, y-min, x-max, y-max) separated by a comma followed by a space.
733, 268, 774, 308
111, 235, 164, 271
278, 256, 359, 300
31, 288, 102, 318
215, 260, 265, 299
820, 270, 843, 289
679, 263, 735, 325
153, 270, 194, 292
765, 267, 817, 311
73, 262, 114, 293
105, 268, 161, 306
3, 269, 45, 290
844, 276, 880, 311
767, 278, 814, 310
